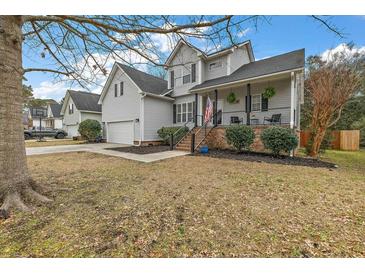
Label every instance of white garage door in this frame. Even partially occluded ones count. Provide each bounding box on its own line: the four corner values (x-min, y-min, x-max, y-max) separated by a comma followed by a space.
107, 121, 134, 144
67, 125, 79, 138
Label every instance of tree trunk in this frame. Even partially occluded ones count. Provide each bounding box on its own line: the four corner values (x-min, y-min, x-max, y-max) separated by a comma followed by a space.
309, 126, 327, 158
0, 16, 51, 219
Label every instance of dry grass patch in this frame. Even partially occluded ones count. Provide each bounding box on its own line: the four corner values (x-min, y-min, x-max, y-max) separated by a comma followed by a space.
0, 150, 364, 257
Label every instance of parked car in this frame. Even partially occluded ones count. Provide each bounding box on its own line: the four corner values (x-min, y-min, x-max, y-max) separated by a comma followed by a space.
24, 127, 68, 140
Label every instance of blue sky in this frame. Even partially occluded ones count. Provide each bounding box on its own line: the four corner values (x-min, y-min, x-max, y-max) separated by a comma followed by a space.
23, 15, 365, 101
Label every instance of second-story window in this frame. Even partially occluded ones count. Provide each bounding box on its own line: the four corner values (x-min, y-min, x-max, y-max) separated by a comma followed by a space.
170, 70, 175, 89
114, 83, 118, 97
191, 63, 196, 83
183, 74, 191, 84
209, 60, 223, 71
69, 103, 74, 114
120, 82, 124, 96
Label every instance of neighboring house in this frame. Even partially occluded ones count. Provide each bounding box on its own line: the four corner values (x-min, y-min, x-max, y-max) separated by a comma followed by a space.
28, 106, 48, 129
60, 90, 102, 138
99, 39, 305, 150
26, 99, 57, 129
44, 103, 63, 129
98, 63, 173, 145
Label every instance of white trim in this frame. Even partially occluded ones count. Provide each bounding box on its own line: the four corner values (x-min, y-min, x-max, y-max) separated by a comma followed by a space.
79, 110, 102, 114
140, 94, 145, 142
165, 39, 205, 66
190, 68, 303, 92
290, 71, 295, 129
227, 53, 231, 75
250, 93, 262, 112
198, 59, 203, 84
143, 92, 175, 101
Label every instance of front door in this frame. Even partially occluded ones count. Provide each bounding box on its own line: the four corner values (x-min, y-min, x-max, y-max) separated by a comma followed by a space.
212, 99, 223, 125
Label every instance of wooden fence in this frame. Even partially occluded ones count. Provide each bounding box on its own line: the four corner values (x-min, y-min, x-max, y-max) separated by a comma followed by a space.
300, 130, 360, 151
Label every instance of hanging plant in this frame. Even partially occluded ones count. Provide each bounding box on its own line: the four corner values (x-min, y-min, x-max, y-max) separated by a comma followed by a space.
227, 92, 237, 104
263, 86, 276, 99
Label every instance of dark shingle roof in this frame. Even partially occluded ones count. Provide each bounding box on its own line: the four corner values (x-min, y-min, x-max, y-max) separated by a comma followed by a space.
68, 90, 101, 112
49, 103, 62, 117
116, 63, 167, 95
190, 49, 304, 91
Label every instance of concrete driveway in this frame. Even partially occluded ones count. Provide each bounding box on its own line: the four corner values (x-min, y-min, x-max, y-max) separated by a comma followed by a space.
26, 143, 189, 163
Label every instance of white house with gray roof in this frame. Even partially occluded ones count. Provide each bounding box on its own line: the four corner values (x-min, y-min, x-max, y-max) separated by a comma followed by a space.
99, 39, 305, 150
60, 90, 102, 138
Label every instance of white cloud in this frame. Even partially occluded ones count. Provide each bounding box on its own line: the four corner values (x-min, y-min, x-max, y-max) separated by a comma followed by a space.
321, 43, 365, 62
237, 28, 251, 38
33, 81, 68, 101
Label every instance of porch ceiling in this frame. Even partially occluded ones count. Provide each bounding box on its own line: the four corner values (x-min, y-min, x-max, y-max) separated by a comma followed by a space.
192, 71, 292, 93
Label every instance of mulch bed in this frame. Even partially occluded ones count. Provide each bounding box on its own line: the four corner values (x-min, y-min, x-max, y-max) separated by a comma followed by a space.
194, 149, 337, 169
105, 145, 170, 155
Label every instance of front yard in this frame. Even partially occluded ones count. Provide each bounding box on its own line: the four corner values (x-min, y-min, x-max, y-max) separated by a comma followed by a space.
0, 150, 364, 257
25, 139, 86, 148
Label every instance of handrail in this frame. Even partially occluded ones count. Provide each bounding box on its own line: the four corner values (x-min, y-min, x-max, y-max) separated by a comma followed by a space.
170, 117, 195, 148
193, 110, 222, 151
173, 114, 204, 148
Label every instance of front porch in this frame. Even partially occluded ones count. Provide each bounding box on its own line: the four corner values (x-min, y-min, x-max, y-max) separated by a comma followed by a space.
193, 71, 301, 129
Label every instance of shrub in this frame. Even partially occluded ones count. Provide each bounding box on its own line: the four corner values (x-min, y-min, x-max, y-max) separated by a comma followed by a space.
78, 119, 102, 141
157, 126, 188, 145
261, 126, 298, 156
225, 125, 255, 152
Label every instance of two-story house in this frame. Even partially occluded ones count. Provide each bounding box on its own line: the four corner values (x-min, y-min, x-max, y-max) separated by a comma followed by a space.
60, 90, 102, 138
99, 39, 304, 150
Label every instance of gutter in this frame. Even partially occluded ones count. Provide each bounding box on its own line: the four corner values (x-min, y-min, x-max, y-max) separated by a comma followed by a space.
189, 67, 304, 93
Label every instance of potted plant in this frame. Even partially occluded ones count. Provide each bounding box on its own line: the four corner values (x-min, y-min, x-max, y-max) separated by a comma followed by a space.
227, 92, 239, 104
263, 86, 276, 99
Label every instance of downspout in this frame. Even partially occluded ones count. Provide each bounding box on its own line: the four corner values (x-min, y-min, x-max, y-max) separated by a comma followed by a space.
138, 93, 147, 146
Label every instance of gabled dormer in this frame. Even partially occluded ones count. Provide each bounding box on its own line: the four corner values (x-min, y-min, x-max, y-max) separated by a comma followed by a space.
165, 39, 255, 97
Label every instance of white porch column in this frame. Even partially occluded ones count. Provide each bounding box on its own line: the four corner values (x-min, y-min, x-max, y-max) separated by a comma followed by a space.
198, 94, 203, 126
290, 71, 295, 129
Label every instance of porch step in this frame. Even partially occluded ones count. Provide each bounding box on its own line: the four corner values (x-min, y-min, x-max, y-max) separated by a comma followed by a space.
175, 126, 214, 152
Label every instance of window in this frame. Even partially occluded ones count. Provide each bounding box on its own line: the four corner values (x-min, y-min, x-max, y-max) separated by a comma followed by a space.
114, 83, 118, 97
209, 60, 222, 71
251, 94, 261, 111
177, 104, 182, 123
69, 103, 74, 114
183, 74, 191, 84
170, 70, 175, 89
191, 63, 196, 83
174, 102, 194, 123
187, 102, 193, 121
120, 82, 124, 96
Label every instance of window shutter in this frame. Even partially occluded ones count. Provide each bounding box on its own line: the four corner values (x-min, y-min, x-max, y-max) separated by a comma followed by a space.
173, 104, 176, 124
261, 94, 268, 111
114, 83, 118, 97
120, 82, 124, 96
191, 64, 196, 83
170, 71, 175, 89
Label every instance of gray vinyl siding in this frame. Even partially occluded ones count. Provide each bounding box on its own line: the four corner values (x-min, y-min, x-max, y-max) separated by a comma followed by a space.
229, 47, 250, 74
142, 96, 172, 141
168, 44, 200, 97
81, 112, 102, 123
62, 96, 80, 126
205, 55, 228, 80
102, 69, 141, 122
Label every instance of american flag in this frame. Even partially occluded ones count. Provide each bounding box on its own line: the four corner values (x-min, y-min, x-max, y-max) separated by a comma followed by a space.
204, 96, 213, 124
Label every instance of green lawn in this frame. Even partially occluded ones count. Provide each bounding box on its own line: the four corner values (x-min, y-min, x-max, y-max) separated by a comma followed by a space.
0, 149, 364, 257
